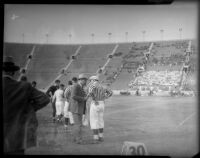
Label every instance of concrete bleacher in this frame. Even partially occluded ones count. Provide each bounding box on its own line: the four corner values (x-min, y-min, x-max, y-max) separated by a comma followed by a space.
3, 39, 197, 91
4, 43, 34, 68
127, 39, 197, 91
28, 44, 80, 88
69, 44, 115, 73
109, 70, 133, 90
4, 42, 118, 89
99, 43, 132, 86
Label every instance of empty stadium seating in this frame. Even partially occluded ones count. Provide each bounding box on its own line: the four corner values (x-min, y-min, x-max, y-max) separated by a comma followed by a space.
3, 39, 197, 91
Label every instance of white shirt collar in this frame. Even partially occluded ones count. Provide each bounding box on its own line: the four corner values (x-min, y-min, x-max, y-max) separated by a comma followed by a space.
78, 82, 83, 88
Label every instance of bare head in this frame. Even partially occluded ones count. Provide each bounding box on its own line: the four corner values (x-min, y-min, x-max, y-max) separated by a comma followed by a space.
59, 84, 65, 90
55, 80, 60, 86
72, 77, 78, 84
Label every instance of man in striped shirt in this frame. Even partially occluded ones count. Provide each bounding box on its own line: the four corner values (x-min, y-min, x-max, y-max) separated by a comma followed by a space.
83, 76, 97, 127
87, 75, 113, 143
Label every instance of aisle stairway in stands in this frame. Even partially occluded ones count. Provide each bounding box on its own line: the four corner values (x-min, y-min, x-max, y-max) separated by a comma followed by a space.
3, 39, 197, 91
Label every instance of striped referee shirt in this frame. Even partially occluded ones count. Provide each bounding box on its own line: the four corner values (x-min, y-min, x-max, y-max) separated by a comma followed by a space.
64, 85, 73, 100
85, 81, 94, 93
88, 81, 113, 101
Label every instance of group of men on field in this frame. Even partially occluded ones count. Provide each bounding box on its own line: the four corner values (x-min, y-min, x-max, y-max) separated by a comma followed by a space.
46, 73, 113, 144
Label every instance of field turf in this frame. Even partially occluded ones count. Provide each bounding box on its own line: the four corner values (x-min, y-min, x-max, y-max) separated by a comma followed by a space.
26, 95, 199, 157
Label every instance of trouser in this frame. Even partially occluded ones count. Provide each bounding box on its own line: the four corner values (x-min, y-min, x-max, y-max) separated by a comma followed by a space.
51, 100, 56, 117
85, 98, 92, 126
82, 101, 88, 126
90, 101, 105, 130
64, 101, 74, 124
55, 101, 64, 116
72, 113, 83, 140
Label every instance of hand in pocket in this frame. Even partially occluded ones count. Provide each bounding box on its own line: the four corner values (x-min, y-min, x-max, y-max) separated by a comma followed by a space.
94, 101, 99, 105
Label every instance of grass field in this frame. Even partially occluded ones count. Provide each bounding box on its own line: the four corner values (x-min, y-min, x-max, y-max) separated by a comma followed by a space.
26, 95, 199, 157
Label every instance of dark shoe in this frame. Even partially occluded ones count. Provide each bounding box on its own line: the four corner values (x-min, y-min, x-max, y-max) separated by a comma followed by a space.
98, 137, 104, 142
91, 139, 100, 144
73, 137, 78, 142
76, 139, 84, 144
73, 137, 81, 142
74, 138, 84, 144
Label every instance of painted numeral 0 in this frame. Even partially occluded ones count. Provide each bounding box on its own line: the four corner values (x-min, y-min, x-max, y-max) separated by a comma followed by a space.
129, 145, 146, 155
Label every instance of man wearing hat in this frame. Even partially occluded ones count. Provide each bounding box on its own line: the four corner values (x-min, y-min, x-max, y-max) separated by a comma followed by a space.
87, 75, 113, 143
70, 73, 88, 144
3, 56, 50, 154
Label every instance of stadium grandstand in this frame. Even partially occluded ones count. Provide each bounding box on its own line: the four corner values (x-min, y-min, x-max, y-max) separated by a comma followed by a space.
3, 39, 197, 96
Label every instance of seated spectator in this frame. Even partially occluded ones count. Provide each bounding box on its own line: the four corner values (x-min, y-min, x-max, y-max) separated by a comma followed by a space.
135, 87, 141, 96
182, 62, 190, 74
149, 86, 154, 96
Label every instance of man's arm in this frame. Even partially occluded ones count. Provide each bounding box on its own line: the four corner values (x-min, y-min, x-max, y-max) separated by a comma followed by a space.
71, 84, 86, 102
29, 84, 50, 111
46, 86, 53, 97
105, 88, 113, 99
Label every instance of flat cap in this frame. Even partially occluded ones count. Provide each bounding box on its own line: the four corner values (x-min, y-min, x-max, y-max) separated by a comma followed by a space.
78, 73, 88, 80
89, 75, 99, 81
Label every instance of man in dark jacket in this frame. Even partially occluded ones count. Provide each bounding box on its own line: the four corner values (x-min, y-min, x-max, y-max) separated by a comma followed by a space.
70, 74, 88, 144
3, 56, 50, 155
46, 79, 60, 122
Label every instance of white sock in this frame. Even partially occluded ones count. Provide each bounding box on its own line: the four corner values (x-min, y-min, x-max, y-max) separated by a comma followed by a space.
99, 133, 103, 138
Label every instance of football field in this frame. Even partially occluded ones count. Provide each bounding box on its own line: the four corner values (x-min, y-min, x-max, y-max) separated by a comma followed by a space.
26, 95, 199, 157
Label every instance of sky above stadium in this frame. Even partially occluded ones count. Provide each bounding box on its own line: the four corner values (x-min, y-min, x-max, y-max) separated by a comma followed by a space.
4, 1, 198, 44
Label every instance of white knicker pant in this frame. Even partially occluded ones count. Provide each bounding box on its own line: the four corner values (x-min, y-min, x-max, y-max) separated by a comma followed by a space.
55, 101, 64, 116
64, 101, 69, 118
64, 101, 74, 124
90, 101, 105, 130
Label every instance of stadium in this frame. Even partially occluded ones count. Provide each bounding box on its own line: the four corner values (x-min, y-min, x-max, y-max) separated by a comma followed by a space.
3, 3, 199, 157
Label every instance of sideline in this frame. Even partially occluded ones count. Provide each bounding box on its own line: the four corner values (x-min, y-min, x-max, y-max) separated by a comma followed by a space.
105, 104, 156, 116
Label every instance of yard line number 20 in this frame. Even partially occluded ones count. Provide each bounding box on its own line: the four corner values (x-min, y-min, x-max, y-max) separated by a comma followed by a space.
129, 145, 146, 155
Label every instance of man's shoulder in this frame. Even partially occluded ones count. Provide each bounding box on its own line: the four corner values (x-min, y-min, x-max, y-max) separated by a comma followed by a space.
50, 85, 57, 89
4, 77, 32, 91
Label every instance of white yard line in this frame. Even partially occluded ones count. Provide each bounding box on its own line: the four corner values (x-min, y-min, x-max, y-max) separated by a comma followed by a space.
105, 104, 155, 116
177, 112, 196, 128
